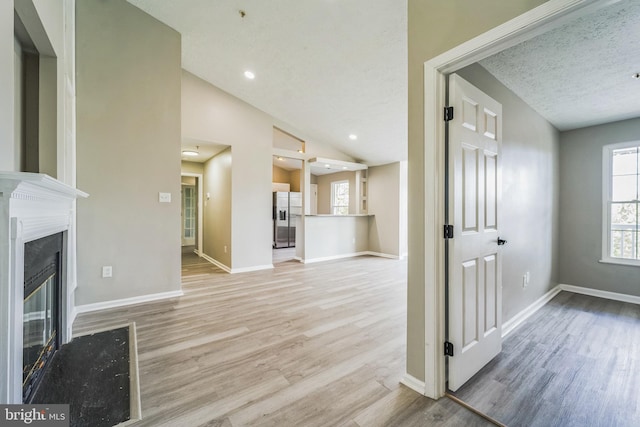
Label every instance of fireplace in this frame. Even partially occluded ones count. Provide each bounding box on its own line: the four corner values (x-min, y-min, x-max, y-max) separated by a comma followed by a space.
0, 173, 88, 404
22, 232, 63, 403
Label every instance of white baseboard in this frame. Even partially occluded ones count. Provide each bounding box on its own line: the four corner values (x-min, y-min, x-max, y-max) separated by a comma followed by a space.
365, 251, 400, 260
301, 251, 402, 264
201, 252, 273, 274
75, 289, 184, 314
502, 285, 562, 338
400, 373, 426, 395
559, 283, 640, 305
201, 253, 231, 273
301, 251, 370, 264
231, 264, 274, 274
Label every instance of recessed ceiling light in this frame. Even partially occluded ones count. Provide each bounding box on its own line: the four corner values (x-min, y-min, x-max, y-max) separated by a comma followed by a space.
244, 70, 255, 79
277, 157, 284, 161
342, 166, 348, 170
325, 164, 331, 169
297, 149, 304, 154
349, 134, 358, 141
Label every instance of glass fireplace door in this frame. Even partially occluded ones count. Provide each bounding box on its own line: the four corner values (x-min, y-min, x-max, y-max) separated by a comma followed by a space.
23, 273, 57, 397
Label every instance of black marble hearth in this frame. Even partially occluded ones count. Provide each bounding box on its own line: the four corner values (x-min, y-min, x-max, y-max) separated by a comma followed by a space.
31, 327, 131, 427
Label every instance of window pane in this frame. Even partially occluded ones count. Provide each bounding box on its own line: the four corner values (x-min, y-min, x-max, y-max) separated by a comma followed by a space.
612, 147, 638, 176
332, 181, 349, 215
611, 202, 637, 226
612, 175, 638, 201
333, 206, 348, 215
610, 202, 639, 260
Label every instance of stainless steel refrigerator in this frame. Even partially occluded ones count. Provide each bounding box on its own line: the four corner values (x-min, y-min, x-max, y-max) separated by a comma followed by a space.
273, 191, 302, 248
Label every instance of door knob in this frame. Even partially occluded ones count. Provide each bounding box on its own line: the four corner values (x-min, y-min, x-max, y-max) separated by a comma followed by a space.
497, 237, 507, 246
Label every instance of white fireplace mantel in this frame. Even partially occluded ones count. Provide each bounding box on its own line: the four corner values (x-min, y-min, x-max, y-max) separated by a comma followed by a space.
0, 172, 88, 403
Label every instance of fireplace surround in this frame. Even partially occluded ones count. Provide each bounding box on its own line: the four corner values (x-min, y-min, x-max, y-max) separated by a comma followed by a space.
0, 172, 87, 403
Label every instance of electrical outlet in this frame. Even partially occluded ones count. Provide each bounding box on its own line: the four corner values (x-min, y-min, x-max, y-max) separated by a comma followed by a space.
102, 266, 113, 278
159, 192, 172, 203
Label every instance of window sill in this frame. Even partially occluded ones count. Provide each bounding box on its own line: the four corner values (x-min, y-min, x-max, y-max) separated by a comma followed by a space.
599, 258, 640, 268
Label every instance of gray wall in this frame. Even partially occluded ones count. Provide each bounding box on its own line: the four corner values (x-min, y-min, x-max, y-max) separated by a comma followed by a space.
203, 148, 232, 268
182, 71, 273, 270
407, 0, 549, 381
559, 118, 640, 297
13, 38, 22, 171
315, 171, 357, 214
76, 0, 182, 304
457, 63, 560, 322
304, 216, 370, 260
181, 161, 204, 175
1, 4, 16, 171
368, 162, 401, 256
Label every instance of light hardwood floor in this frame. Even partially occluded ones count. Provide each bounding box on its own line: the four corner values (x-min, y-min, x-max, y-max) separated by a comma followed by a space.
272, 247, 297, 264
452, 291, 640, 427
74, 253, 491, 426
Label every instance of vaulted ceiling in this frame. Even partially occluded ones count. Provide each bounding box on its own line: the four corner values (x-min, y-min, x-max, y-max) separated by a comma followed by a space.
128, 0, 639, 168
128, 0, 407, 166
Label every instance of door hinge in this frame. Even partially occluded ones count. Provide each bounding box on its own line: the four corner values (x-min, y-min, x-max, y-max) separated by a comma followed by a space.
444, 106, 454, 122
444, 341, 454, 357
444, 224, 454, 239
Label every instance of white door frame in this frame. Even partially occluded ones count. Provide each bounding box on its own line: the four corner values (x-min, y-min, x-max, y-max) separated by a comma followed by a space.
181, 173, 204, 256
422, 0, 620, 399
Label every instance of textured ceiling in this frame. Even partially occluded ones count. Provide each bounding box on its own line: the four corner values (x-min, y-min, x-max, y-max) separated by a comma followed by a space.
480, 0, 640, 131
128, 0, 407, 166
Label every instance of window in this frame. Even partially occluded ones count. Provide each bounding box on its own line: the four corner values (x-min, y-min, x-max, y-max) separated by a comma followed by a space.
331, 180, 349, 215
603, 142, 640, 265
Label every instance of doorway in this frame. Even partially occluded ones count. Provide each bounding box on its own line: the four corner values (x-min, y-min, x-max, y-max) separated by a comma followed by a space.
272, 126, 307, 265
181, 173, 203, 257
417, 0, 617, 399
272, 156, 303, 264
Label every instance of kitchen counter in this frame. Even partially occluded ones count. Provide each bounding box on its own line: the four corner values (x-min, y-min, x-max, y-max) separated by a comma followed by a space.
300, 214, 373, 262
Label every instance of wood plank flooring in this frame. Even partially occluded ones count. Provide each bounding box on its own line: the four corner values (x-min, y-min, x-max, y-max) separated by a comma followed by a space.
452, 291, 640, 427
272, 247, 297, 264
74, 253, 491, 426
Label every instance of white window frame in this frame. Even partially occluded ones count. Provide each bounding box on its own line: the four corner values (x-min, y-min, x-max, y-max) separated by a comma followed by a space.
601, 141, 640, 267
331, 180, 349, 215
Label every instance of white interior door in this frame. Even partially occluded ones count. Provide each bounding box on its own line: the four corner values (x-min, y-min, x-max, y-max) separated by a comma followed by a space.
447, 73, 503, 391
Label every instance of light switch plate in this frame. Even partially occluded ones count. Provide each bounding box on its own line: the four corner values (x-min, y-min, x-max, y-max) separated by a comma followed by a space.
102, 266, 112, 278
159, 192, 171, 203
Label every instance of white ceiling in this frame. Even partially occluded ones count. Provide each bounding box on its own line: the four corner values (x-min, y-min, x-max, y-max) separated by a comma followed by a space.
128, 0, 407, 166
479, 0, 640, 131
130, 0, 639, 169
180, 137, 228, 163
